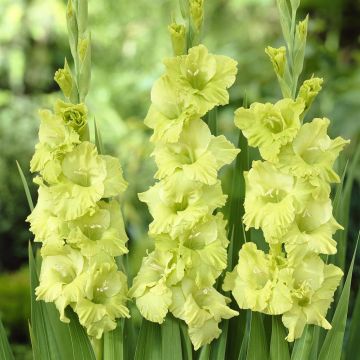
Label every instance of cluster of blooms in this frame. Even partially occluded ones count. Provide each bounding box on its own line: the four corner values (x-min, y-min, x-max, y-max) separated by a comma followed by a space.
27, 93, 130, 339
129, 44, 240, 350
223, 77, 350, 341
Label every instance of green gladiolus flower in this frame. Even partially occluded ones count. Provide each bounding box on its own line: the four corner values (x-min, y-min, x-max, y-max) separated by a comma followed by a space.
277, 118, 349, 183
139, 177, 226, 238
235, 98, 304, 162
49, 142, 107, 220
27, 186, 68, 254
170, 277, 238, 350
75, 261, 129, 339
67, 199, 128, 257
36, 246, 87, 322
129, 250, 184, 324
163, 44, 238, 115
155, 213, 229, 288
30, 109, 80, 182
152, 118, 239, 185
55, 100, 88, 133
282, 254, 343, 341
243, 161, 311, 242
144, 76, 201, 143
283, 198, 342, 264
223, 243, 293, 315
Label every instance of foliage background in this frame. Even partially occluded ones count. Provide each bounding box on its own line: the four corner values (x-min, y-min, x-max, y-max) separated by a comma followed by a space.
0, 0, 359, 357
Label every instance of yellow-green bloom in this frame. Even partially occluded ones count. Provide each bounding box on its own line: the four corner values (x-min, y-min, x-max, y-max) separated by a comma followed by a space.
277, 118, 349, 183
35, 246, 87, 322
54, 100, 88, 133
49, 142, 107, 220
129, 250, 184, 324
144, 76, 201, 144
243, 161, 310, 242
223, 243, 293, 315
235, 98, 304, 162
282, 254, 343, 341
30, 109, 80, 183
163, 44, 238, 115
152, 118, 239, 185
139, 177, 227, 238
155, 213, 229, 288
170, 277, 238, 350
75, 261, 129, 339
283, 198, 342, 265
67, 199, 128, 257
27, 186, 68, 254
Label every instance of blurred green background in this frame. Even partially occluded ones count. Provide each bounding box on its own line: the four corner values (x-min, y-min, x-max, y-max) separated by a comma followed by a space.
0, 0, 359, 357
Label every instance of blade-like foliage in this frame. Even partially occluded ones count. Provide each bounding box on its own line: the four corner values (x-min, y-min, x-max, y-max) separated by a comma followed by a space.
270, 316, 290, 360
104, 319, 124, 360
179, 322, 193, 360
318, 235, 358, 360
16, 160, 34, 211
246, 312, 268, 360
134, 319, 161, 360
347, 288, 360, 357
0, 317, 15, 360
290, 325, 315, 360
161, 315, 182, 360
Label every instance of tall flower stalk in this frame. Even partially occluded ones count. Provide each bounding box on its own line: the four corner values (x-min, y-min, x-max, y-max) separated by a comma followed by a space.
129, 0, 240, 350
223, 0, 349, 342
27, 0, 130, 350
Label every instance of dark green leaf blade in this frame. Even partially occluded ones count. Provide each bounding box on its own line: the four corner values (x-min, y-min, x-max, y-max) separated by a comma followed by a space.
104, 319, 124, 360
290, 325, 315, 360
246, 312, 268, 360
318, 235, 359, 360
0, 317, 15, 360
16, 160, 34, 211
134, 319, 161, 360
270, 316, 290, 360
161, 314, 182, 360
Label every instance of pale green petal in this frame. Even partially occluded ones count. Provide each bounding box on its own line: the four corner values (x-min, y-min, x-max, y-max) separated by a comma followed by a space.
235, 99, 304, 162
188, 319, 222, 351
278, 118, 349, 183
102, 155, 128, 197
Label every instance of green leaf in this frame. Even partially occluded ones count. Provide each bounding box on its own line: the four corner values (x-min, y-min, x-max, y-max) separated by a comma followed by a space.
66, 309, 96, 360
0, 317, 15, 360
206, 107, 217, 136
246, 312, 268, 360
199, 344, 210, 360
134, 319, 161, 360
318, 235, 358, 360
94, 118, 105, 155
270, 316, 290, 360
238, 311, 251, 360
16, 160, 34, 211
179, 321, 193, 360
209, 320, 228, 360
346, 288, 360, 357
104, 319, 124, 360
161, 315, 182, 360
290, 325, 315, 360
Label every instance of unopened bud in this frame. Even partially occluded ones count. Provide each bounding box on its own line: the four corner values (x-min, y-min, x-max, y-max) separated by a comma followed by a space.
190, 0, 204, 33
54, 58, 74, 98
297, 77, 323, 110
265, 46, 287, 78
168, 23, 186, 56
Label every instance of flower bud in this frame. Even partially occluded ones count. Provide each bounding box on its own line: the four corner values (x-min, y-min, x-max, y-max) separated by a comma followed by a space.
297, 77, 323, 110
54, 59, 74, 98
190, 0, 204, 33
168, 22, 186, 56
265, 46, 287, 78
54, 100, 88, 133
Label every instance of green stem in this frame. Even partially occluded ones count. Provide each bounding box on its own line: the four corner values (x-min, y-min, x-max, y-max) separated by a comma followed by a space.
91, 337, 103, 360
